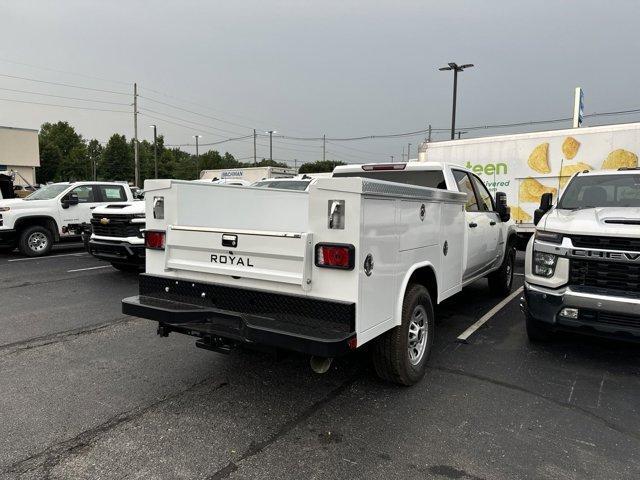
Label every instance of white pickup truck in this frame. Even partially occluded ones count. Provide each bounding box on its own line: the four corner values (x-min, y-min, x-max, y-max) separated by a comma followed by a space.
523, 168, 640, 342
0, 181, 135, 256
88, 201, 146, 272
122, 162, 517, 385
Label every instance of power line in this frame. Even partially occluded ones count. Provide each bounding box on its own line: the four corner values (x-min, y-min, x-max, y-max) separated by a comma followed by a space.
0, 57, 131, 86
0, 73, 130, 96
0, 97, 130, 113
0, 86, 130, 105
139, 107, 249, 137
164, 134, 253, 148
138, 94, 256, 131
140, 112, 248, 140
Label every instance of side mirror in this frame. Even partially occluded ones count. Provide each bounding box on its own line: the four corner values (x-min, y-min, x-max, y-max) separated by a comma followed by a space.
62, 192, 79, 209
495, 191, 510, 222
533, 192, 553, 226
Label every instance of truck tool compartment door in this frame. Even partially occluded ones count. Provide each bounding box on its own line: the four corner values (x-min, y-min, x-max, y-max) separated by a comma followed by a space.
164, 226, 313, 290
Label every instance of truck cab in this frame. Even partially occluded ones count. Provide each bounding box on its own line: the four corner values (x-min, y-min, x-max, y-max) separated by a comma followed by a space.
0, 181, 134, 256
523, 168, 640, 341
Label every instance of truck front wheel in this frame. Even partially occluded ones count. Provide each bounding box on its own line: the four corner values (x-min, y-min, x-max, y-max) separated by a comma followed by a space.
18, 226, 53, 257
372, 284, 434, 386
488, 241, 516, 296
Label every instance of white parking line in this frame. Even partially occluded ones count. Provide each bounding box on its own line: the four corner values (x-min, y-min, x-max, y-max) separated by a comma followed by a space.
8, 252, 88, 262
457, 285, 524, 343
67, 265, 111, 273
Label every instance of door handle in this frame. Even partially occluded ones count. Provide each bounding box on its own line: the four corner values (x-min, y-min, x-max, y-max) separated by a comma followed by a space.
468, 222, 478, 228
490, 221, 496, 226
90, 206, 96, 210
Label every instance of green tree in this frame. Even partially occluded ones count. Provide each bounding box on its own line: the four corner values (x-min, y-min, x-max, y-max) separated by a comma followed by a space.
298, 160, 346, 174
87, 139, 103, 181
36, 121, 85, 183
100, 134, 133, 182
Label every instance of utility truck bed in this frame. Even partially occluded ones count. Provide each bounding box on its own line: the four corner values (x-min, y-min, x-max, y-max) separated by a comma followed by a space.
123, 162, 516, 385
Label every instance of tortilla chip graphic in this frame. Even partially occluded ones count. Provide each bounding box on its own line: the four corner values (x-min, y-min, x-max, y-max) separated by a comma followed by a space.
562, 137, 580, 160
602, 149, 638, 170
528, 143, 550, 174
510, 206, 532, 223
559, 162, 592, 188
519, 177, 558, 203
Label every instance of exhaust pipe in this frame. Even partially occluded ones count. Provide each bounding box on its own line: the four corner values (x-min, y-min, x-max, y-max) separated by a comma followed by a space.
310, 356, 333, 374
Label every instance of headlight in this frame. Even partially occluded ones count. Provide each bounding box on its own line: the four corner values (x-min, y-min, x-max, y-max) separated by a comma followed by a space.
0, 207, 10, 212
533, 251, 558, 277
535, 230, 563, 244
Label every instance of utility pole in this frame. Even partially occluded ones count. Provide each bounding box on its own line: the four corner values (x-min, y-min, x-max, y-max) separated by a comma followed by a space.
150, 124, 158, 179
133, 82, 139, 186
268, 130, 274, 161
402, 146, 405, 162
407, 143, 411, 161
439, 62, 474, 140
253, 129, 257, 164
428, 124, 432, 142
193, 135, 201, 178
323, 134, 326, 162
391, 155, 394, 163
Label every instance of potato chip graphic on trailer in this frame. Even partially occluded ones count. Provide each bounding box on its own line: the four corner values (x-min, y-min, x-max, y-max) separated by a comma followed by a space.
519, 177, 558, 203
562, 137, 580, 160
602, 149, 638, 170
510, 206, 532, 223
528, 143, 551, 174
559, 162, 592, 188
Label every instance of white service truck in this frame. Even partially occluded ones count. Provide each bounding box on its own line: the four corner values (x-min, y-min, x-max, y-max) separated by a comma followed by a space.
199, 166, 297, 182
88, 200, 146, 271
523, 168, 640, 342
122, 162, 517, 385
419, 122, 640, 244
0, 181, 135, 256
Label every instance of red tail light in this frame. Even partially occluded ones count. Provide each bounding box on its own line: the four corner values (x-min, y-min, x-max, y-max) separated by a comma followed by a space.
315, 243, 355, 270
145, 230, 166, 250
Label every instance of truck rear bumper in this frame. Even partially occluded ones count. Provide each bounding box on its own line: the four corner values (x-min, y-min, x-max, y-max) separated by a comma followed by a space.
89, 239, 145, 265
524, 282, 640, 340
122, 274, 356, 357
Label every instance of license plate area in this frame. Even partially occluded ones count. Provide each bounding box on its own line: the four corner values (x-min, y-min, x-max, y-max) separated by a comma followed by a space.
164, 226, 313, 289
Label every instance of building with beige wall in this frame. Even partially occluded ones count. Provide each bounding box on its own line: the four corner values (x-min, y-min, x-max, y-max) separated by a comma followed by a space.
0, 126, 40, 185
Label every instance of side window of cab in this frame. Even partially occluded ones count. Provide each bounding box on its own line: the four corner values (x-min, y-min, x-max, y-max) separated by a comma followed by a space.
452, 170, 479, 212
98, 185, 127, 202
470, 174, 495, 212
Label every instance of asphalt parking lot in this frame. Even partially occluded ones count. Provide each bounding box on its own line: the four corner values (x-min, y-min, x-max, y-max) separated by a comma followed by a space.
1, 248, 639, 480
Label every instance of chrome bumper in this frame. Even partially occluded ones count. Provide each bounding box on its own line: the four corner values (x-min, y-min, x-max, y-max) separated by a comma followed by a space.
523, 282, 640, 337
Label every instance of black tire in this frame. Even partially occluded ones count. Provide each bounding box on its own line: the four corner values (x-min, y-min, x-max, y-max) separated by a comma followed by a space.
372, 284, 434, 386
18, 226, 53, 257
488, 241, 516, 296
525, 313, 552, 342
111, 262, 142, 273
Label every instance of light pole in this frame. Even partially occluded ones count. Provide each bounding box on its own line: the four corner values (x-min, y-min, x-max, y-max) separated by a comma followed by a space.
149, 125, 158, 179
193, 135, 202, 179
266, 130, 276, 161
438, 62, 474, 140
407, 142, 412, 161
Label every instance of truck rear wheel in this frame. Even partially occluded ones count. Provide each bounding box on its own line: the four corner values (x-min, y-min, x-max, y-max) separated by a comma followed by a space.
488, 241, 516, 296
372, 284, 434, 386
18, 226, 53, 257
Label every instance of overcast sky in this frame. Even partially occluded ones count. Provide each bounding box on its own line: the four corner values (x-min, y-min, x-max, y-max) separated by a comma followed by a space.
1, 0, 639, 165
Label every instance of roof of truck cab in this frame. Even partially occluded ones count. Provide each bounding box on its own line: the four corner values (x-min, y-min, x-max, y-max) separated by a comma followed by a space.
575, 168, 640, 176
333, 161, 469, 173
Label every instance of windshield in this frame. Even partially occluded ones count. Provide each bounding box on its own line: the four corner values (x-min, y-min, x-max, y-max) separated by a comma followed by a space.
252, 180, 311, 191
558, 174, 640, 209
24, 184, 69, 200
